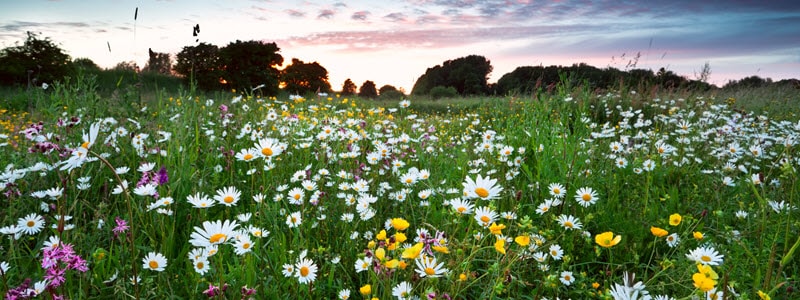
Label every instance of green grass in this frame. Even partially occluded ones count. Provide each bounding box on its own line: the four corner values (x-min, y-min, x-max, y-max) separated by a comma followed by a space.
1, 79, 799, 299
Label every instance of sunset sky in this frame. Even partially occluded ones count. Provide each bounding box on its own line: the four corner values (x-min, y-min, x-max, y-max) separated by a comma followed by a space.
1, 0, 798, 91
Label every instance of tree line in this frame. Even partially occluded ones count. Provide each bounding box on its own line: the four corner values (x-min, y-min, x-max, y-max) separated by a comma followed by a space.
2, 32, 796, 99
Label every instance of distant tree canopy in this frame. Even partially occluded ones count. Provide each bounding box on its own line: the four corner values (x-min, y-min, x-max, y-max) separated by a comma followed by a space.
358, 80, 378, 99
73, 58, 101, 72
341, 78, 357, 95
143, 48, 173, 75
411, 55, 492, 96
0, 32, 72, 86
219, 40, 283, 94
378, 84, 404, 100
174, 42, 224, 91
281, 58, 332, 95
495, 63, 713, 95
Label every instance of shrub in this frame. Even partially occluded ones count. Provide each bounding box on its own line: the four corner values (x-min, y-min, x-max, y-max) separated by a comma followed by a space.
429, 85, 458, 100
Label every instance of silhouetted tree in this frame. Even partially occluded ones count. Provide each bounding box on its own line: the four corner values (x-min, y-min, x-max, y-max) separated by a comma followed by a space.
341, 78, 357, 95
72, 58, 101, 72
174, 42, 223, 90
0, 32, 72, 86
358, 80, 378, 99
144, 48, 173, 75
281, 58, 332, 95
411, 55, 492, 95
113, 61, 139, 72
378, 84, 404, 100
219, 40, 283, 95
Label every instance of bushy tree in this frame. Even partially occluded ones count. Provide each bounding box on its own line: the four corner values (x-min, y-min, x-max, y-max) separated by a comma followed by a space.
219, 40, 283, 95
411, 55, 492, 96
174, 42, 224, 91
378, 84, 404, 100
143, 48, 173, 75
0, 32, 72, 86
72, 58, 101, 72
341, 78, 357, 95
281, 58, 332, 95
358, 80, 378, 99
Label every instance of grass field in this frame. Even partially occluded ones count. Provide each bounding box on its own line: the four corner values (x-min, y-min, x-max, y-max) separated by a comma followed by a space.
1, 76, 799, 299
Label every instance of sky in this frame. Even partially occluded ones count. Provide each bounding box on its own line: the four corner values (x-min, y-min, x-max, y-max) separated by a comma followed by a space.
1, 0, 799, 91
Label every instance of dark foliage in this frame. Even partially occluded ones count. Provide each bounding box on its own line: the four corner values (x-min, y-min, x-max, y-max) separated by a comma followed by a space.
174, 42, 224, 91
0, 32, 72, 87
341, 78, 357, 95
411, 55, 492, 96
281, 58, 332, 95
358, 80, 378, 99
218, 40, 283, 95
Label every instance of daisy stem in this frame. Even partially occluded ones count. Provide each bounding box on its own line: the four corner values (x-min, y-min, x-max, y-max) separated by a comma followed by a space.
90, 150, 140, 299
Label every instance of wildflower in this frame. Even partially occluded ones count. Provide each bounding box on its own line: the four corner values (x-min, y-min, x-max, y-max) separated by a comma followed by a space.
489, 222, 506, 235
235, 148, 257, 162
189, 219, 240, 248
758, 290, 771, 300
214, 186, 241, 207
295, 257, 318, 284
549, 244, 564, 260
254, 137, 285, 158
548, 183, 566, 198
693, 231, 704, 241
1, 261, 9, 275
392, 281, 413, 299
360, 284, 372, 295
287, 187, 305, 205
449, 198, 474, 215
557, 214, 582, 230
650, 226, 668, 237
338, 289, 351, 300
193, 258, 210, 275
282, 264, 295, 277
574, 187, 598, 207
233, 235, 254, 255
514, 235, 530, 247
414, 255, 448, 278
402, 242, 424, 259
669, 213, 681, 226
462, 174, 503, 200
692, 264, 718, 292
560, 271, 575, 286
494, 237, 506, 254
187, 192, 215, 208
354, 257, 371, 272
666, 233, 680, 248
286, 211, 302, 228
391, 218, 410, 231
142, 252, 168, 272
474, 206, 498, 228
595, 231, 621, 248
686, 246, 724, 266
609, 272, 651, 300
17, 213, 45, 235
112, 216, 129, 237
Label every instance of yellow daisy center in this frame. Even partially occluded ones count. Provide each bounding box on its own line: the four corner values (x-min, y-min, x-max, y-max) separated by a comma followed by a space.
701, 255, 711, 262
300, 266, 310, 277
243, 243, 251, 249
224, 196, 234, 203
457, 207, 466, 213
564, 221, 573, 228
425, 267, 436, 276
27, 220, 35, 227
480, 216, 490, 223
582, 194, 592, 201
564, 275, 571, 281
553, 188, 560, 194
475, 187, 489, 198
210, 233, 227, 244
243, 153, 253, 160
406, 178, 413, 183
196, 262, 204, 269
81, 141, 90, 149
293, 194, 301, 200
149, 261, 159, 269
261, 148, 273, 156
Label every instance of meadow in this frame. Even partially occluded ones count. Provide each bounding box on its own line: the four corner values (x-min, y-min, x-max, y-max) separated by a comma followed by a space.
1, 75, 799, 300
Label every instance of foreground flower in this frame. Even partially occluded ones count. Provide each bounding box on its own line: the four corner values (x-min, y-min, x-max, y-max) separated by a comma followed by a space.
669, 213, 682, 226
414, 255, 448, 278
463, 174, 503, 200
295, 258, 318, 284
17, 213, 45, 235
574, 187, 598, 207
392, 281, 413, 300
609, 272, 651, 300
494, 237, 506, 254
692, 264, 718, 292
559, 271, 575, 285
214, 186, 241, 207
595, 231, 621, 248
650, 226, 668, 238
686, 246, 724, 266
189, 220, 240, 248
391, 218, 410, 231
142, 252, 167, 272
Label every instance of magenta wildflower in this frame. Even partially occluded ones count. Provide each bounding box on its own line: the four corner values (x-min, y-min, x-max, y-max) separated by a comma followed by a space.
155, 167, 169, 185
4, 278, 35, 300
112, 217, 129, 237
41, 242, 88, 288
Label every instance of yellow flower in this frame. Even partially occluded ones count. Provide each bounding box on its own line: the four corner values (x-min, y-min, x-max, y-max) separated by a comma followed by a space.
360, 284, 372, 295
514, 235, 531, 247
489, 222, 506, 235
757, 290, 771, 300
650, 226, 669, 237
391, 218, 410, 231
692, 264, 718, 292
385, 259, 399, 269
376, 230, 387, 241
595, 231, 621, 248
669, 213, 682, 226
592, 282, 600, 289
394, 232, 407, 244
459, 273, 468, 281
402, 243, 423, 259
494, 237, 506, 254
375, 247, 386, 261
693, 231, 704, 241
432, 245, 449, 254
